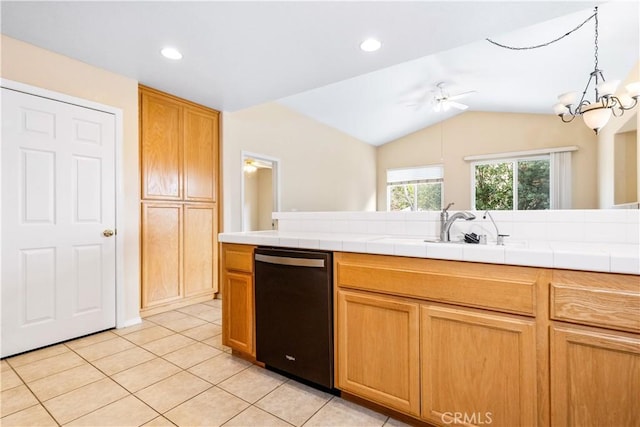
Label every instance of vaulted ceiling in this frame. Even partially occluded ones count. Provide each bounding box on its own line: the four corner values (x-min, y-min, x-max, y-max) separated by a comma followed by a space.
2, 1, 638, 145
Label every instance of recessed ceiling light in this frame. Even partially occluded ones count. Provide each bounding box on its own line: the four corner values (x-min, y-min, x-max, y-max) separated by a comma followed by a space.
360, 38, 381, 52
161, 47, 183, 60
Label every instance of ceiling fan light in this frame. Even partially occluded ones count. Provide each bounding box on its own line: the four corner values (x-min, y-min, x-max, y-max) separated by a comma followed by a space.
596, 80, 620, 96
625, 81, 640, 98
553, 103, 569, 115
558, 91, 578, 106
582, 104, 612, 133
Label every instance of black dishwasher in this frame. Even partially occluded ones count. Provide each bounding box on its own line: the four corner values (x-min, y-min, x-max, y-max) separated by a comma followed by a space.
254, 247, 333, 390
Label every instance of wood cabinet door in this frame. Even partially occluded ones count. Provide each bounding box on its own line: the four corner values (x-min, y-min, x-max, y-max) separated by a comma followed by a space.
421, 304, 536, 427
336, 290, 420, 416
551, 324, 640, 427
222, 271, 254, 356
183, 108, 218, 202
183, 203, 217, 297
140, 91, 183, 200
141, 203, 183, 308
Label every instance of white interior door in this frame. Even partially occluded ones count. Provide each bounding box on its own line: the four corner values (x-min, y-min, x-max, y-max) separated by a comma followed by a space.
1, 87, 116, 357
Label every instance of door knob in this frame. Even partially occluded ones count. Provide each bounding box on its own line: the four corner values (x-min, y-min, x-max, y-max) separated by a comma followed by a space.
103, 229, 115, 237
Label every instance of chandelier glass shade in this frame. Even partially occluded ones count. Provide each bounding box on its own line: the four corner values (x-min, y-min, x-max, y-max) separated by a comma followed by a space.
553, 7, 639, 134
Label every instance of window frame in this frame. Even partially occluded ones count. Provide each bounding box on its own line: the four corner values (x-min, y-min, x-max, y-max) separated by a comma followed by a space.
386, 165, 444, 211
470, 154, 550, 211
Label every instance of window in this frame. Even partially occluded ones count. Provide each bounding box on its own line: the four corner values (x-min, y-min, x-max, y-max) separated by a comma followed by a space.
387, 165, 443, 211
472, 156, 550, 210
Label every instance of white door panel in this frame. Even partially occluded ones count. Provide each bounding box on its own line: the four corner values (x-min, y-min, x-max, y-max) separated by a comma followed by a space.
1, 88, 116, 357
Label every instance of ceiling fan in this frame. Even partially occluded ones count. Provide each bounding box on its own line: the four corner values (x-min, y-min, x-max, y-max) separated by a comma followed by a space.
432, 82, 475, 112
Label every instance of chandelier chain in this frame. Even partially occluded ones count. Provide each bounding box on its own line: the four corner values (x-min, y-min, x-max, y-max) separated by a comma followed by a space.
486, 10, 596, 51
594, 7, 599, 70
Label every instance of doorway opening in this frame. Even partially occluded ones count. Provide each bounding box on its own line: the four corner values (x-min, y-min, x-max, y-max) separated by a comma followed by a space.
241, 152, 280, 231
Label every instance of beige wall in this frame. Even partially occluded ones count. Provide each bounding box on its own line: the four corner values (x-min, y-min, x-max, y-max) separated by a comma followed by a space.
598, 61, 640, 208
377, 111, 598, 210
222, 103, 377, 232
1, 35, 141, 323
258, 168, 274, 230
614, 131, 638, 205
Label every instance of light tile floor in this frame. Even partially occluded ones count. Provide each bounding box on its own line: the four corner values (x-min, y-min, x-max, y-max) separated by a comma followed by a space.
1, 299, 410, 427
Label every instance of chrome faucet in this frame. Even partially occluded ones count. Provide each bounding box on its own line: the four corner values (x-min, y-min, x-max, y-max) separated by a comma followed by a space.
440, 204, 475, 242
483, 211, 509, 245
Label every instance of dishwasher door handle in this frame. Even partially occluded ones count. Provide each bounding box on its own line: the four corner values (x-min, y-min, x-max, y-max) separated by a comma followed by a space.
255, 254, 325, 268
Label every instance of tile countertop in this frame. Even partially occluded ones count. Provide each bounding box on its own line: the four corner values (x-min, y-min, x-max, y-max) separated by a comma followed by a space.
218, 231, 640, 275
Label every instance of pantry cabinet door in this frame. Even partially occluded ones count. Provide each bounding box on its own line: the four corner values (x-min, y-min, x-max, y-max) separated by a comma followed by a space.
140, 92, 183, 200
141, 203, 183, 307
421, 304, 537, 427
184, 203, 217, 297
183, 108, 218, 202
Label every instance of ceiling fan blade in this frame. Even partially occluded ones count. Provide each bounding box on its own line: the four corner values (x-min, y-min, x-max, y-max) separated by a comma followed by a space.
433, 101, 442, 112
447, 90, 476, 101
448, 101, 469, 110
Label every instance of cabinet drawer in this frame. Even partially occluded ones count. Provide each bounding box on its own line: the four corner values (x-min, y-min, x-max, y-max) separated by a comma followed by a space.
551, 270, 640, 333
222, 244, 255, 273
335, 252, 538, 316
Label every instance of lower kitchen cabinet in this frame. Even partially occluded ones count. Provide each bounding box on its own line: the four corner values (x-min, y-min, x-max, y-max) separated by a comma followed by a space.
550, 324, 640, 427
221, 244, 256, 357
421, 304, 537, 427
336, 289, 421, 416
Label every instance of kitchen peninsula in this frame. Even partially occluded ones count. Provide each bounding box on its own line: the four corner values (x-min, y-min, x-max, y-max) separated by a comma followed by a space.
219, 210, 639, 427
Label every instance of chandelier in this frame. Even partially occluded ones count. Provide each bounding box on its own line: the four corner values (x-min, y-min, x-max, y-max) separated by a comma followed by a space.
552, 7, 640, 134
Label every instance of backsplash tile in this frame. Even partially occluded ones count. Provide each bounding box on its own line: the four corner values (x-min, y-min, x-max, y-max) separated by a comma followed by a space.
273, 209, 637, 249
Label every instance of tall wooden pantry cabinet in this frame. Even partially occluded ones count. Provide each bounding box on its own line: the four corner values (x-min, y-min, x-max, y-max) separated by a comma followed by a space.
139, 85, 220, 315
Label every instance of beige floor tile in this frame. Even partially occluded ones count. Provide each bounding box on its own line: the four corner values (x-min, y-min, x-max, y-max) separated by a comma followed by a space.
135, 371, 211, 413
203, 298, 222, 308
65, 330, 118, 350
164, 387, 249, 427
181, 323, 222, 341
192, 307, 222, 322
91, 346, 156, 376
7, 344, 69, 368
66, 395, 158, 426
112, 320, 155, 336
256, 380, 333, 426
176, 303, 213, 316
158, 315, 208, 333
383, 417, 413, 427
145, 311, 188, 326
224, 406, 292, 426
1, 359, 12, 371
141, 334, 196, 356
201, 334, 232, 353
1, 368, 23, 391
142, 415, 176, 426
111, 358, 181, 393
121, 326, 175, 345
304, 397, 387, 427
43, 377, 128, 424
12, 351, 86, 382
0, 404, 57, 426
162, 342, 222, 369
218, 365, 286, 403
28, 363, 105, 401
72, 336, 136, 361
188, 353, 251, 385
0, 384, 38, 417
